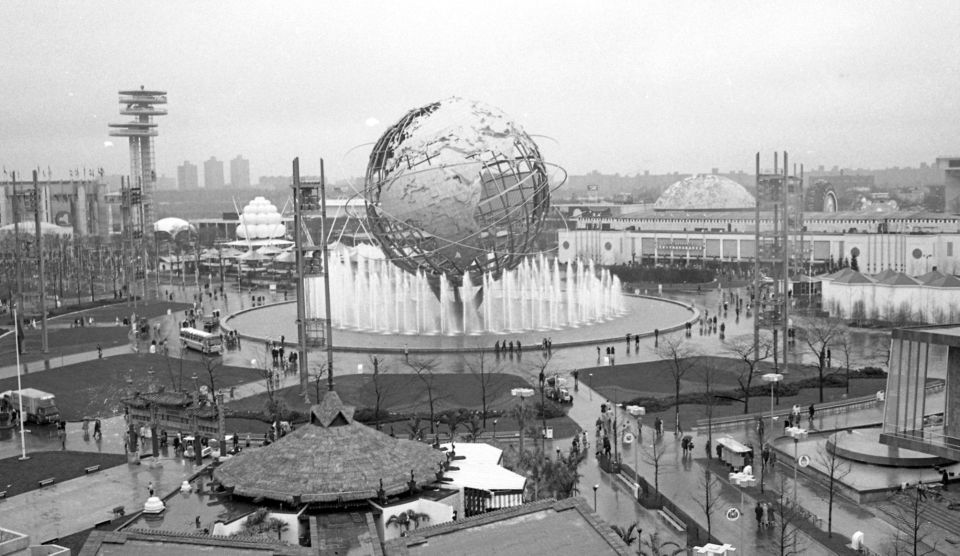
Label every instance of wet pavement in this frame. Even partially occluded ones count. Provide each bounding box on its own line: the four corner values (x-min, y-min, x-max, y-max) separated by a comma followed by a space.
0, 282, 908, 553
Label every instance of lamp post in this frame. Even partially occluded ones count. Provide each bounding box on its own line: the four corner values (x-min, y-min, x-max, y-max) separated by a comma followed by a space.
493, 419, 498, 440
538, 369, 546, 456
627, 405, 645, 492
511, 388, 534, 455
13, 307, 28, 460
761, 373, 783, 493
588, 373, 593, 400
593, 484, 599, 512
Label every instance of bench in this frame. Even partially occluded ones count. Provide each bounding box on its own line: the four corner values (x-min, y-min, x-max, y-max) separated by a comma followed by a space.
658, 507, 686, 532
85, 464, 101, 474
38, 478, 55, 487
112, 505, 125, 517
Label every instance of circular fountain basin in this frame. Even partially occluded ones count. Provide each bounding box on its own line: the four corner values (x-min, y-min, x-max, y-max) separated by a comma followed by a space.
226, 294, 694, 353
827, 427, 953, 467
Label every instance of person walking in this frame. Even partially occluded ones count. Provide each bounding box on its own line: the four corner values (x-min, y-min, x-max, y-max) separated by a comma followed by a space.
97, 344, 103, 358
808, 404, 816, 428
755, 502, 764, 530
757, 416, 765, 441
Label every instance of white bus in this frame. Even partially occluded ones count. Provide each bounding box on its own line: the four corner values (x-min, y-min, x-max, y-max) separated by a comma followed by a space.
179, 327, 223, 355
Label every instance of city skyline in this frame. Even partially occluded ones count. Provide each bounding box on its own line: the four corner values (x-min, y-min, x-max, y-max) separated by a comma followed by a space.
2, 1, 959, 187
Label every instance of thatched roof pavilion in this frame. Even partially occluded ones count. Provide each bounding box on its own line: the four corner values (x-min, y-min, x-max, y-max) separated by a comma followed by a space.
214, 391, 446, 504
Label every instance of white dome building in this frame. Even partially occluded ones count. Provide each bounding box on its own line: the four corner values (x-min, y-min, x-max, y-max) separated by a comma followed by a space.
653, 174, 755, 211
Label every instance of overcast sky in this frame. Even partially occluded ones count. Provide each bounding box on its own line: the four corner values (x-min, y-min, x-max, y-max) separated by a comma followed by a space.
2, 1, 959, 186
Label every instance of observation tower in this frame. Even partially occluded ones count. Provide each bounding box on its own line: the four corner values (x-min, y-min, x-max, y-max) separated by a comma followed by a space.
108, 87, 167, 233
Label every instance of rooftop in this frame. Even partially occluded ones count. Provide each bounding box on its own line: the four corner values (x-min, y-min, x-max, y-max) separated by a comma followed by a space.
382, 498, 632, 556
214, 391, 447, 504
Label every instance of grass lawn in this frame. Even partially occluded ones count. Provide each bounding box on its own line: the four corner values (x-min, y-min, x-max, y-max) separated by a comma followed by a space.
0, 353, 261, 420
64, 299, 193, 323
629, 378, 888, 431
228, 372, 534, 418
0, 450, 128, 498
0, 327, 131, 367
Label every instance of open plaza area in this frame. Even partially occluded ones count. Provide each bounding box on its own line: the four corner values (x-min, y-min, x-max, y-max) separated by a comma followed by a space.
4, 5, 960, 554
0, 277, 957, 555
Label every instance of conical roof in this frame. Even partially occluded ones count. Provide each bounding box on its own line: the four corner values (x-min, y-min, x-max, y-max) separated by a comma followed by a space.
879, 272, 919, 286
873, 268, 898, 282
925, 274, 960, 288
917, 269, 946, 284
214, 391, 446, 504
832, 270, 874, 284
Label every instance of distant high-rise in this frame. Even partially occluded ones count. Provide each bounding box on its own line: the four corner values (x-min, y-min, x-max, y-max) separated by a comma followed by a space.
177, 161, 199, 189
204, 157, 225, 189
230, 156, 250, 188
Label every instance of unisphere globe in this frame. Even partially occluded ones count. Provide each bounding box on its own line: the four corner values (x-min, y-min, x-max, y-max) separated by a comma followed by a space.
364, 97, 551, 288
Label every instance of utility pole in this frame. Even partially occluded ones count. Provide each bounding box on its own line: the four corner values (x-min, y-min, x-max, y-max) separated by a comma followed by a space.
293, 158, 310, 397
12, 172, 24, 318
32, 170, 48, 353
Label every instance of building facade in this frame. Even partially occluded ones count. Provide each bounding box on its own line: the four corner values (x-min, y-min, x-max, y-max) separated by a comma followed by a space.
230, 155, 250, 188
0, 179, 107, 236
881, 325, 960, 460
204, 157, 225, 189
177, 161, 199, 190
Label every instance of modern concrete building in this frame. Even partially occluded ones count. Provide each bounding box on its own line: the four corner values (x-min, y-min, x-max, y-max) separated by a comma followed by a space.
230, 155, 250, 188
176, 161, 199, 190
203, 157, 225, 189
881, 324, 960, 460
938, 156, 960, 213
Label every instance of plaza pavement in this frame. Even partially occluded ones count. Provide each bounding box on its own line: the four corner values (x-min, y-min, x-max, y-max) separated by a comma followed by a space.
0, 283, 913, 554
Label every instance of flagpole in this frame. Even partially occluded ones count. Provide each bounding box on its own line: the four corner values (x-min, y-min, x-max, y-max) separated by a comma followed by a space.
14, 307, 28, 460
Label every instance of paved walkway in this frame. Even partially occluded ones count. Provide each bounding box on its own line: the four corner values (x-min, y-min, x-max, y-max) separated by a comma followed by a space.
0, 283, 910, 553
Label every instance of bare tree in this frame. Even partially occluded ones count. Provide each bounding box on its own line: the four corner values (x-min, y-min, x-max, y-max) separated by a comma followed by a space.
698, 363, 717, 459
771, 474, 804, 556
725, 333, 774, 414
369, 355, 390, 430
814, 426, 852, 538
653, 334, 697, 434
407, 357, 442, 435
465, 349, 501, 428
886, 487, 938, 556
640, 439, 667, 506
833, 330, 854, 397
796, 316, 842, 403
692, 467, 723, 539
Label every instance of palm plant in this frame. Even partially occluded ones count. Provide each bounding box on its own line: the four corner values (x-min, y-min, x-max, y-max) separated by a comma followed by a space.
638, 531, 686, 556
610, 523, 638, 546
407, 416, 425, 440
386, 509, 431, 534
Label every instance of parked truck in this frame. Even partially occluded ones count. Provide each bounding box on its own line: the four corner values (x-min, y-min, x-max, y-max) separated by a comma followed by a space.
0, 388, 61, 425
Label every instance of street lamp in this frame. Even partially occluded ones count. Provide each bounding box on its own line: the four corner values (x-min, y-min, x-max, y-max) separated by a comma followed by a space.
493, 419, 498, 440
588, 373, 593, 400
512, 388, 535, 455
593, 484, 599, 512
761, 373, 783, 493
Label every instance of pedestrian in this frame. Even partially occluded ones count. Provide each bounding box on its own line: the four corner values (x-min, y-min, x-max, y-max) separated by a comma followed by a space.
404, 344, 409, 362
94, 418, 102, 439
596, 345, 601, 358
755, 502, 763, 529
148, 481, 155, 497
97, 344, 103, 358
572, 369, 579, 389
757, 416, 765, 440
942, 469, 950, 491
808, 404, 816, 426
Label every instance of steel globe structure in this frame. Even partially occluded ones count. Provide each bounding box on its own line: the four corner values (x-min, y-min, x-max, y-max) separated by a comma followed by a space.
364, 97, 551, 289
